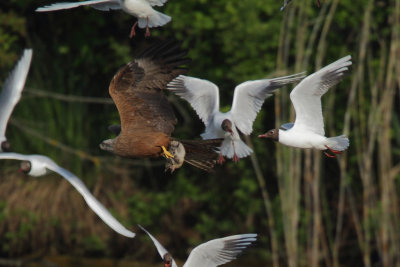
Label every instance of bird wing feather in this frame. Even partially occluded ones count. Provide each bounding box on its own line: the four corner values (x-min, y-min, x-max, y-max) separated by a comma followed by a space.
167, 75, 220, 127
0, 49, 32, 139
290, 55, 351, 135
139, 225, 178, 267
44, 158, 135, 238
183, 233, 257, 267
35, 0, 120, 12
109, 41, 190, 136
230, 72, 305, 135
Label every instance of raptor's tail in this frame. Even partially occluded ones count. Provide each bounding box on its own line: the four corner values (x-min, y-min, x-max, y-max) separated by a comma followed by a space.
179, 139, 223, 172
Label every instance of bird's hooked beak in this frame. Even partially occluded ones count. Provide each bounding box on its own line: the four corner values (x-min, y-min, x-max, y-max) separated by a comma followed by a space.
99, 139, 115, 152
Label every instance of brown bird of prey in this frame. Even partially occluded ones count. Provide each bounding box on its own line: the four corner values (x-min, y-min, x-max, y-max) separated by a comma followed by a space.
100, 40, 222, 172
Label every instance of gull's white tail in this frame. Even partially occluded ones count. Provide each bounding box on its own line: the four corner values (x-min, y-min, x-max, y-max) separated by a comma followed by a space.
326, 135, 349, 151
138, 11, 171, 28
221, 139, 253, 159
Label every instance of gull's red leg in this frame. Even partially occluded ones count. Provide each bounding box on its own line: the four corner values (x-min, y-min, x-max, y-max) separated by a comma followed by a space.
317, 0, 321, 7
129, 21, 138, 38
233, 154, 239, 163
217, 154, 225, 164
325, 145, 343, 154
145, 17, 151, 37
324, 151, 337, 158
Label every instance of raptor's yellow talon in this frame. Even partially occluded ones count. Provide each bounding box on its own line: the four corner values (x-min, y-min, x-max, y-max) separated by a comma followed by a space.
161, 146, 174, 159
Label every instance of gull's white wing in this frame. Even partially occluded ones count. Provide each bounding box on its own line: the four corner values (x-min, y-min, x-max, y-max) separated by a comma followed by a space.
138, 225, 178, 267
230, 72, 305, 135
0, 49, 32, 140
290, 55, 352, 136
147, 0, 168, 7
44, 160, 135, 238
36, 0, 121, 12
183, 233, 257, 267
167, 75, 220, 127
0, 152, 32, 161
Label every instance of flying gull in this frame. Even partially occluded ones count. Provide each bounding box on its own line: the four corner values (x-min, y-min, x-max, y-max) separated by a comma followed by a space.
0, 152, 135, 238
258, 55, 352, 158
138, 225, 257, 267
167, 72, 305, 163
36, 0, 171, 38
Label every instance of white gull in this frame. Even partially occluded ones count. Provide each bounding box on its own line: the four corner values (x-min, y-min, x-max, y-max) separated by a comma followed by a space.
0, 152, 135, 238
167, 73, 305, 163
258, 55, 352, 158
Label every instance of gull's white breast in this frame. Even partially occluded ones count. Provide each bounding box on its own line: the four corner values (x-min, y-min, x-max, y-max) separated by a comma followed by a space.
279, 129, 328, 150
121, 0, 154, 17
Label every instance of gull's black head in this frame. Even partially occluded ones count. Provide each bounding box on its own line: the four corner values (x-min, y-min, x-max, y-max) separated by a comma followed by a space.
221, 119, 233, 134
163, 253, 173, 267
1, 140, 11, 152
258, 128, 279, 141
19, 161, 31, 174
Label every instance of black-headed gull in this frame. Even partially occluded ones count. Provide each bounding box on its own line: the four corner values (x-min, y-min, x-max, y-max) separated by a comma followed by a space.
258, 55, 352, 158
36, 0, 171, 38
167, 73, 306, 163
138, 225, 257, 267
0, 49, 32, 152
0, 152, 135, 238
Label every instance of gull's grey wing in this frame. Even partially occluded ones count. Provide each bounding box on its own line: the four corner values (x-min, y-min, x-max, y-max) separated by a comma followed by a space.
230, 72, 305, 135
147, 0, 168, 7
36, 0, 121, 12
183, 233, 257, 267
138, 225, 178, 267
167, 75, 220, 127
0, 152, 32, 161
0, 49, 32, 140
280, 122, 294, 130
290, 55, 351, 136
45, 160, 135, 238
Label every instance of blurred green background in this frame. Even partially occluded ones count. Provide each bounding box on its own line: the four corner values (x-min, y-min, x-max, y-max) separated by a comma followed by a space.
0, 0, 399, 266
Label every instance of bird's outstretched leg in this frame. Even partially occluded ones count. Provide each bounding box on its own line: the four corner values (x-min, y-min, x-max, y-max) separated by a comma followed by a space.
129, 21, 138, 38
324, 151, 337, 158
161, 146, 174, 159
324, 145, 342, 158
217, 154, 225, 164
145, 17, 151, 37
231, 140, 239, 163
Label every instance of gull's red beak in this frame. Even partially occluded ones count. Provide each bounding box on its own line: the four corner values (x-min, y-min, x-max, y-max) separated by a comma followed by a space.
258, 133, 267, 138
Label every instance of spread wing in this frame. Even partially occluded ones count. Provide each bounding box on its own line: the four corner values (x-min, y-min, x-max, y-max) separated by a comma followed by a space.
147, 0, 168, 7
183, 233, 257, 267
290, 55, 352, 135
44, 158, 135, 238
0, 49, 32, 140
167, 75, 220, 127
139, 225, 178, 267
230, 72, 305, 135
36, 0, 121, 12
109, 41, 190, 136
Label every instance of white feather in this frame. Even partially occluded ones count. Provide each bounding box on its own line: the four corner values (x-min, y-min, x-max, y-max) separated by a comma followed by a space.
0, 49, 32, 144
0, 152, 135, 238
290, 55, 352, 136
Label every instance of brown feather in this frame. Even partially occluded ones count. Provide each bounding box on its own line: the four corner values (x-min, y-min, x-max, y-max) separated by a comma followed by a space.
106, 41, 190, 158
